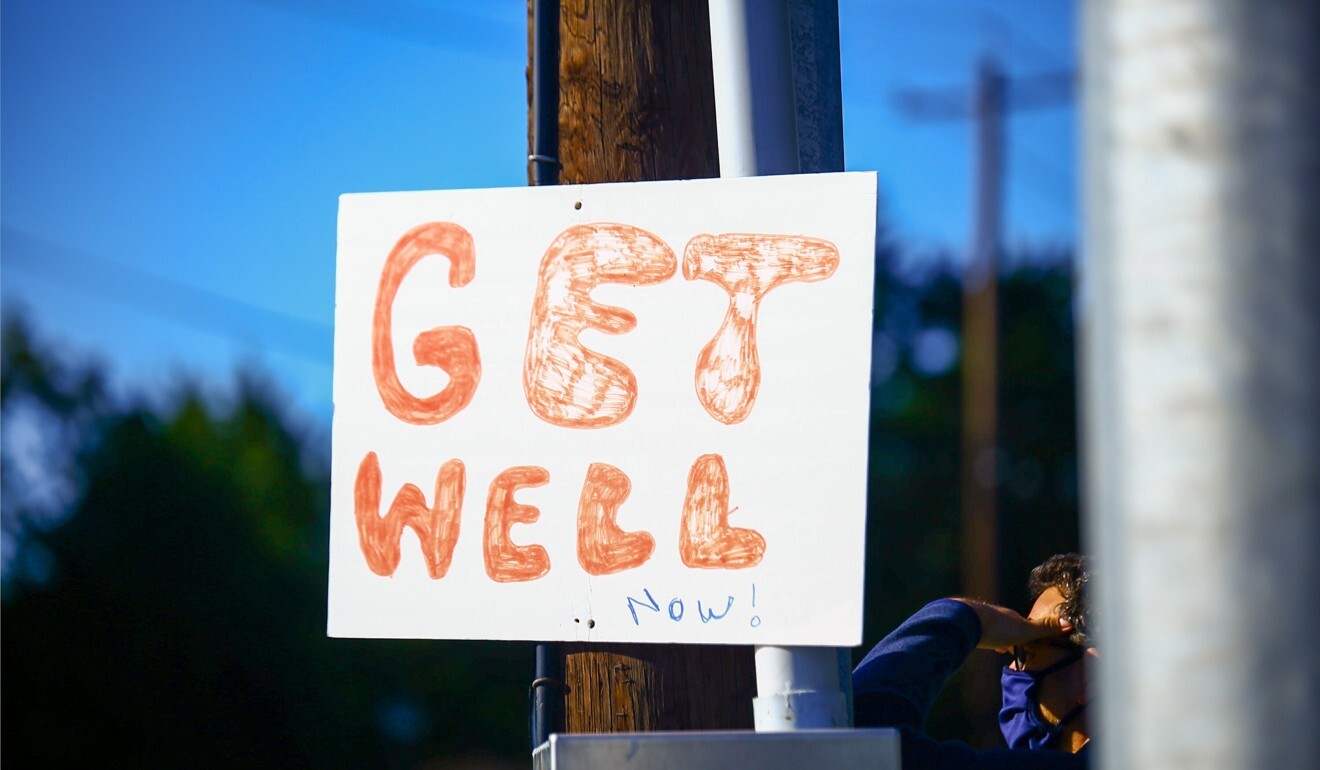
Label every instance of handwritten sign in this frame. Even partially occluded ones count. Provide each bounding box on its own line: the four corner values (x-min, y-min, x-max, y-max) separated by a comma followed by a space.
328, 172, 876, 646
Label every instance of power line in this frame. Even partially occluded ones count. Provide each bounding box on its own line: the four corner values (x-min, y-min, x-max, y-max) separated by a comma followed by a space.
890, 68, 1074, 121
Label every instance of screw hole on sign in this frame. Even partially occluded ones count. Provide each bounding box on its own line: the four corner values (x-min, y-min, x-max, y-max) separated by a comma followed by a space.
574, 201, 582, 210
587, 619, 596, 629
574, 618, 580, 623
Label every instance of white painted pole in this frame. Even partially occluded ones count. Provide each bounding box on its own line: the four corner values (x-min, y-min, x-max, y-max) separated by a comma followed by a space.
1082, 1, 1320, 768
709, 0, 848, 732
709, 0, 799, 177
751, 645, 849, 731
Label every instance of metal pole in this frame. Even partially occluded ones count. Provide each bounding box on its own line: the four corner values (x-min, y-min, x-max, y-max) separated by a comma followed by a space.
1082, 1, 1320, 768
529, 0, 560, 187
709, 0, 799, 177
709, 0, 848, 731
530, 0, 563, 750
531, 641, 563, 749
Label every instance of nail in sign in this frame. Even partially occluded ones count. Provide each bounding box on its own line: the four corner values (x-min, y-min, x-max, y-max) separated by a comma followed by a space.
328, 173, 877, 646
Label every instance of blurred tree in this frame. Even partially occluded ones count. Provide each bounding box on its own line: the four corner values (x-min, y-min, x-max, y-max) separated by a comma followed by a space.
1, 313, 110, 593
1, 316, 530, 769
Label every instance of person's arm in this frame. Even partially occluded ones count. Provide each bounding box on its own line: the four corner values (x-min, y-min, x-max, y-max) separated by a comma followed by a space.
852, 599, 1087, 770
852, 599, 981, 730
951, 597, 1074, 652
853, 598, 1073, 727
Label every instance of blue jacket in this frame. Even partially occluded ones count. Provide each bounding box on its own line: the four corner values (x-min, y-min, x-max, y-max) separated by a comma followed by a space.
853, 599, 1088, 769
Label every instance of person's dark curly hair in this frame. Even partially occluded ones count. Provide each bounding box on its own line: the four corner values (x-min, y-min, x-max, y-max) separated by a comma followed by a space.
1028, 553, 1093, 648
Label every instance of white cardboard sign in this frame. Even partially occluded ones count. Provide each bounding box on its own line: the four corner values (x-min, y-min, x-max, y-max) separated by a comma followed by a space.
329, 172, 876, 646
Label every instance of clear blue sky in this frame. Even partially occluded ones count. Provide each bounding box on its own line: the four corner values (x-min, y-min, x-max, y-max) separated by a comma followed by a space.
1, 0, 1076, 425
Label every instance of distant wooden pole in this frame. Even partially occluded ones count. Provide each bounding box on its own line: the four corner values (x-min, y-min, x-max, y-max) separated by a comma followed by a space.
958, 55, 1004, 750
959, 56, 1003, 609
527, 0, 756, 733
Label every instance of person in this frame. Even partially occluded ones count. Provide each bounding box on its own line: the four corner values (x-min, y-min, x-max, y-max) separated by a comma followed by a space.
853, 553, 1096, 769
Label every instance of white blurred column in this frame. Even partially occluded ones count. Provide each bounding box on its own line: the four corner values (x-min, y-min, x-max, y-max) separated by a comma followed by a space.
709, 0, 849, 731
1081, 1, 1320, 768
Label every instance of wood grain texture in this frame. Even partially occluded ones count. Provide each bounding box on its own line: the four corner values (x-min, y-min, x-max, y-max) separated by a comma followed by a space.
527, 0, 753, 734
558, 0, 719, 184
563, 642, 756, 732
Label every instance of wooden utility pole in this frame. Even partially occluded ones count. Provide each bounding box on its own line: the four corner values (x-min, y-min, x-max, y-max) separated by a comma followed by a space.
892, 62, 1073, 611
526, 0, 756, 733
890, 59, 1006, 749
893, 55, 1072, 748
958, 56, 1005, 751
545, 0, 721, 185
960, 56, 1004, 611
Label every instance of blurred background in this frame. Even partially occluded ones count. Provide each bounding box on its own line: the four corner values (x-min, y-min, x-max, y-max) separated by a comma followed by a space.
2, 0, 1080, 766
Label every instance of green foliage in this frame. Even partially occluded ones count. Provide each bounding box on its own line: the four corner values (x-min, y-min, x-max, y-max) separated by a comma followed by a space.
1, 318, 531, 769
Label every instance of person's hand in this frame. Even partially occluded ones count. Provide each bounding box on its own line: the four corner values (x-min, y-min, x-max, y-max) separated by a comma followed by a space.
951, 598, 1073, 653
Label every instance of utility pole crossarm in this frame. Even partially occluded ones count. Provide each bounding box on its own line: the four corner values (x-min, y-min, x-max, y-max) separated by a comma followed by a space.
891, 84, 972, 121
891, 68, 1075, 123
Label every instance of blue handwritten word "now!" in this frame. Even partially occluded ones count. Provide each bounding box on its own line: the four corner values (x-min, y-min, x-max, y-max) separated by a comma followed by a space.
625, 585, 759, 628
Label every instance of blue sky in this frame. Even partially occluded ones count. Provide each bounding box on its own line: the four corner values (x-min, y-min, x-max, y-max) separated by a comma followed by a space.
1, 0, 1076, 425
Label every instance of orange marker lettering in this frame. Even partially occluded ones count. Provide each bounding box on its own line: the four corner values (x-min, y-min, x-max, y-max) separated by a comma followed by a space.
684, 233, 839, 424
524, 223, 676, 428
577, 463, 655, 575
353, 452, 465, 578
372, 222, 481, 425
484, 466, 552, 582
679, 453, 766, 569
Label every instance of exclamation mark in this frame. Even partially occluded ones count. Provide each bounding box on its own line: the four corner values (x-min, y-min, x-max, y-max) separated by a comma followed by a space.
750, 583, 762, 628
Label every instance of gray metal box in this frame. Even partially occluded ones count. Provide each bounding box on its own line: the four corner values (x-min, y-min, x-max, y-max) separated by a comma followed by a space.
532, 729, 901, 769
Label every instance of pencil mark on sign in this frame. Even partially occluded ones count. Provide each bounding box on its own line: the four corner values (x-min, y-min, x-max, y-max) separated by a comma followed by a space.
683, 233, 840, 424
524, 223, 676, 428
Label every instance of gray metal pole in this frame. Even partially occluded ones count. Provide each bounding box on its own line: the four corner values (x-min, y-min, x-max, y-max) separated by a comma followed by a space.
1081, 2, 1320, 768
708, 0, 849, 731
528, 0, 561, 187
529, 0, 563, 750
